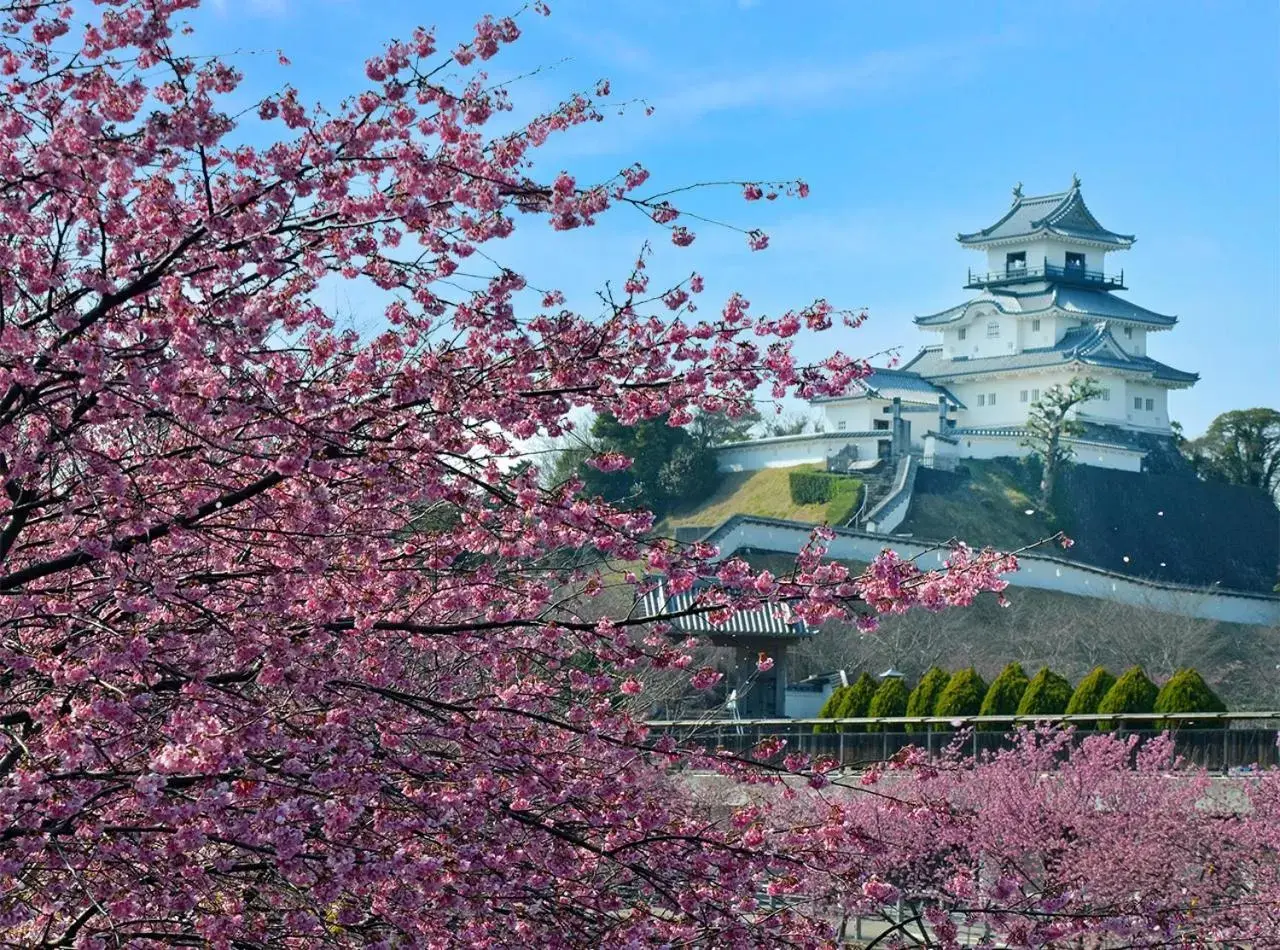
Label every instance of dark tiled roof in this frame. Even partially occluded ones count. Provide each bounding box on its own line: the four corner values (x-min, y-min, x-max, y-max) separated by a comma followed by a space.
811, 367, 966, 409
958, 183, 1135, 248
901, 324, 1198, 385
914, 286, 1176, 328
638, 579, 810, 639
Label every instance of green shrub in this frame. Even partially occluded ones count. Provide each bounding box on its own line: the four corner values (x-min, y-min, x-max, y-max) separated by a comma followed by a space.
867, 676, 910, 732
1065, 666, 1116, 726
824, 478, 863, 525
934, 668, 987, 720
907, 667, 950, 718
1097, 666, 1159, 729
1154, 669, 1226, 729
813, 685, 849, 734
789, 470, 834, 505
835, 672, 880, 733
979, 662, 1030, 727
1017, 668, 1074, 717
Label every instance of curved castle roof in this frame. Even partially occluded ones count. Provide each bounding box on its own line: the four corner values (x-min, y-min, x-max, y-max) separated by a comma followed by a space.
914, 285, 1177, 330
901, 323, 1198, 387
958, 180, 1135, 249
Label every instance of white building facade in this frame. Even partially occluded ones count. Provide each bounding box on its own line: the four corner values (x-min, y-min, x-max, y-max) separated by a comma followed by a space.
717, 179, 1198, 475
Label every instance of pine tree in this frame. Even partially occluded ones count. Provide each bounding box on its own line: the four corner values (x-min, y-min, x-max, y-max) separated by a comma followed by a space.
934, 668, 988, 720
867, 677, 910, 732
906, 667, 951, 718
1017, 668, 1074, 717
1154, 669, 1227, 730
979, 662, 1030, 728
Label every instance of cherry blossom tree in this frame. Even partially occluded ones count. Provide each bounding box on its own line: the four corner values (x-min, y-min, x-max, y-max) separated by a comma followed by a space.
0, 3, 1270, 948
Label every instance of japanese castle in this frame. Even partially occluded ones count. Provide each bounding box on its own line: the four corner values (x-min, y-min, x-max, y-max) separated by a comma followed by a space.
716, 178, 1198, 476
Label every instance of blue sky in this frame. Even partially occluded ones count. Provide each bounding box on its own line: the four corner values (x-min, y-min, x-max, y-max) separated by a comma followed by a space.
189, 0, 1278, 436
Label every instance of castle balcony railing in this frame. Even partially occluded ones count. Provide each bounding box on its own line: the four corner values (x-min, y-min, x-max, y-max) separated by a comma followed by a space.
965, 258, 1125, 291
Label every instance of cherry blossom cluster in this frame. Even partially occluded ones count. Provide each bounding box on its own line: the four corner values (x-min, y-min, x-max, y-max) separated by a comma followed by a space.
0, 3, 1211, 948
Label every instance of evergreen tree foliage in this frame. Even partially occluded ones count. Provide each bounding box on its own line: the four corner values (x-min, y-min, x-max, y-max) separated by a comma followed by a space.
979, 662, 1030, 726
836, 673, 880, 733
1066, 666, 1116, 724
933, 668, 988, 720
1154, 668, 1227, 729
813, 685, 850, 734
1017, 668, 1074, 717
1097, 666, 1159, 729
906, 667, 951, 718
867, 677, 910, 732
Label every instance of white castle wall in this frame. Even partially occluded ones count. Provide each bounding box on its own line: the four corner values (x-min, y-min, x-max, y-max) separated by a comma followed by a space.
700, 516, 1280, 627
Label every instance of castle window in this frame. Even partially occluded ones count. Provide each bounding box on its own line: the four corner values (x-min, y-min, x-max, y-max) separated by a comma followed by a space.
1031, 318, 1041, 332
1134, 396, 1143, 410
1031, 388, 1040, 402
1065, 251, 1086, 271
1101, 388, 1110, 401
1005, 251, 1026, 274
1019, 389, 1028, 403
873, 419, 889, 431
957, 327, 967, 341
1145, 398, 1154, 411
1124, 327, 1133, 339
988, 392, 997, 405
986, 321, 1000, 338
977, 394, 986, 407
837, 420, 847, 431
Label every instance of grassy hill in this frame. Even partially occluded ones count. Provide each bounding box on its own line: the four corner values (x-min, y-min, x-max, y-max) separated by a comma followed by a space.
666, 464, 832, 528
898, 459, 1057, 550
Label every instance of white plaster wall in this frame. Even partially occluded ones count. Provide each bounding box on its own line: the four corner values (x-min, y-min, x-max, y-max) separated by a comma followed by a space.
981, 240, 1116, 276
955, 307, 1018, 359
703, 519, 1280, 626
947, 432, 1142, 472
821, 400, 878, 433
1121, 381, 1171, 432
1078, 373, 1127, 423
1114, 324, 1146, 356
714, 436, 884, 473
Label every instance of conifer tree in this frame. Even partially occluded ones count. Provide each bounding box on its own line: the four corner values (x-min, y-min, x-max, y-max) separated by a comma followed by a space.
1097, 666, 1159, 729
906, 667, 951, 718
1066, 666, 1117, 726
1017, 668, 1074, 717
1154, 669, 1227, 729
867, 676, 910, 732
934, 668, 988, 720
979, 662, 1030, 727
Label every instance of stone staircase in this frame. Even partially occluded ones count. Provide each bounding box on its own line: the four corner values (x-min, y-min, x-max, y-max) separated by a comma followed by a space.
841, 461, 897, 529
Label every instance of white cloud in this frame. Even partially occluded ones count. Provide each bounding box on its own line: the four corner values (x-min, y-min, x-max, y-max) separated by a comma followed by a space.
656, 35, 1020, 122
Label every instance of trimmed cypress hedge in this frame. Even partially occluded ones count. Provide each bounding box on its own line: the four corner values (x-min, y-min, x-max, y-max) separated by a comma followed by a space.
934, 667, 987, 719
979, 662, 1029, 727
866, 676, 910, 732
836, 672, 880, 732
907, 667, 950, 718
1097, 666, 1159, 729
813, 685, 850, 734
1154, 669, 1226, 729
1017, 668, 1074, 717
789, 470, 835, 505
1066, 666, 1116, 723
